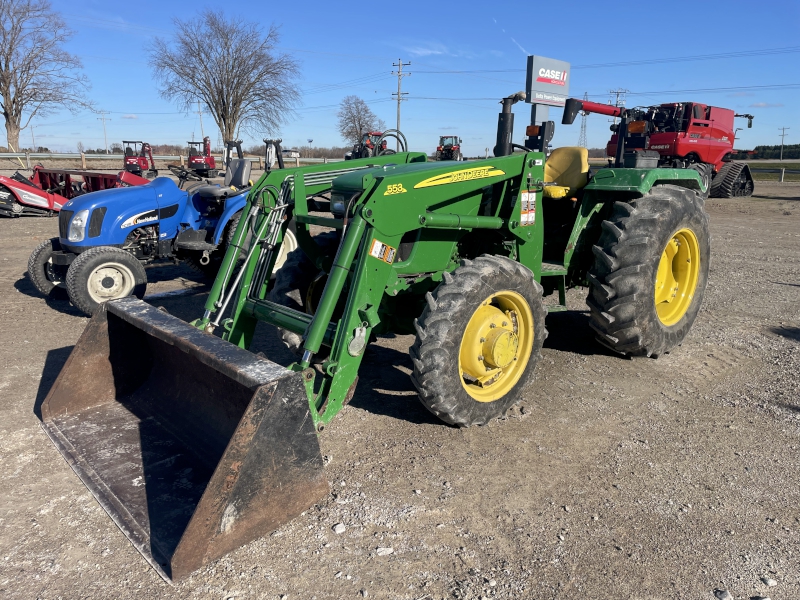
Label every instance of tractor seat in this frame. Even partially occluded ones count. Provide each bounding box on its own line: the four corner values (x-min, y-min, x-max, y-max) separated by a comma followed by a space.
543, 147, 590, 199
194, 159, 252, 201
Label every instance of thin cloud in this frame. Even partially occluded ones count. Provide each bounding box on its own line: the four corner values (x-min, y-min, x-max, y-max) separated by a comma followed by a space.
122, 114, 138, 119
749, 102, 784, 108
404, 44, 447, 57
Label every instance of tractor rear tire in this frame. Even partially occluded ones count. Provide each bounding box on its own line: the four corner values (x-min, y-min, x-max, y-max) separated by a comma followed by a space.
66, 247, 147, 316
410, 255, 547, 427
270, 232, 339, 355
28, 237, 69, 299
587, 184, 710, 358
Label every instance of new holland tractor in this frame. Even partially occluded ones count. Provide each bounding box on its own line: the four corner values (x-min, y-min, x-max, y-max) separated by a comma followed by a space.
40, 92, 710, 581
26, 158, 286, 314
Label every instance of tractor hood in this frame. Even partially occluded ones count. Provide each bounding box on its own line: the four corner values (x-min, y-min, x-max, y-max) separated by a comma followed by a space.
59, 177, 185, 250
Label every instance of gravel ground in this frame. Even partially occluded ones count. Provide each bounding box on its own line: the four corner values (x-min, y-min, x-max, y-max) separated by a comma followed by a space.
0, 183, 798, 600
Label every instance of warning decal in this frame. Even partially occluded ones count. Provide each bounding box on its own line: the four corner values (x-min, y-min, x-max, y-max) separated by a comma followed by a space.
520, 190, 536, 227
369, 239, 397, 264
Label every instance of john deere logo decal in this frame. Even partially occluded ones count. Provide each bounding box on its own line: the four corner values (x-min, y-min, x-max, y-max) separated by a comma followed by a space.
414, 166, 506, 189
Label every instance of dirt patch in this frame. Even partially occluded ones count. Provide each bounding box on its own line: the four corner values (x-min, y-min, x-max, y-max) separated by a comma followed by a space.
0, 183, 798, 599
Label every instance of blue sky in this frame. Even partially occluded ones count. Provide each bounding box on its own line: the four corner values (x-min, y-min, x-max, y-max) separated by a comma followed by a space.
22, 0, 800, 157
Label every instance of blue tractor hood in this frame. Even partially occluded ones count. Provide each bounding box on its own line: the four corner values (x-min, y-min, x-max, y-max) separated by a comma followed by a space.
60, 177, 186, 250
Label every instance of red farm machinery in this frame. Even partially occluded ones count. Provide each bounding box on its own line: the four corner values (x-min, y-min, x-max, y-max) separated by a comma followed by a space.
122, 141, 158, 179
0, 166, 149, 217
563, 98, 755, 197
187, 136, 217, 178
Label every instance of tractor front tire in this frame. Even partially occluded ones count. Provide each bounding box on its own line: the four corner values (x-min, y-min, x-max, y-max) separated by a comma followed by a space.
411, 255, 547, 427
66, 247, 147, 316
28, 237, 69, 299
587, 184, 710, 358
270, 232, 338, 355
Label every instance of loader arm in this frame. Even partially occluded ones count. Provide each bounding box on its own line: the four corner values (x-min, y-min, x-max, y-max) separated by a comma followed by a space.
209, 152, 546, 428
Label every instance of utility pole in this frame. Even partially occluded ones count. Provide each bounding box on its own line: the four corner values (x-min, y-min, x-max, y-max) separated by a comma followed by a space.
608, 88, 629, 124
779, 127, 790, 161
197, 100, 205, 139
392, 59, 411, 151
30, 125, 36, 152
97, 111, 111, 154
578, 92, 589, 147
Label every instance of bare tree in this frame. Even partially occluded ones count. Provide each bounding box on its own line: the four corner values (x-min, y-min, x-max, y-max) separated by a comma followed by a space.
0, 0, 92, 150
150, 11, 300, 142
337, 96, 386, 144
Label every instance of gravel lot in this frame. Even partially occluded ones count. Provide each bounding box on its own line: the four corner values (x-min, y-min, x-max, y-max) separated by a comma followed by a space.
0, 183, 798, 600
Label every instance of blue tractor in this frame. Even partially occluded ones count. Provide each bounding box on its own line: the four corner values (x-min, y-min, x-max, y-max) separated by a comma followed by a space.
27, 159, 296, 315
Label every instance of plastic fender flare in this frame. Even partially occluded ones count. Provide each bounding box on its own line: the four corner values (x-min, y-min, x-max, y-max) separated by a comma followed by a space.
211, 190, 250, 245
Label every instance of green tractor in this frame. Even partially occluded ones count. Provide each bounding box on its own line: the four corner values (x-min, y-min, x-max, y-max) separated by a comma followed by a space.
40, 94, 710, 581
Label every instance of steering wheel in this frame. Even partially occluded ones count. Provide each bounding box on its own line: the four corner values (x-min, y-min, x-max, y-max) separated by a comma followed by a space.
168, 164, 203, 182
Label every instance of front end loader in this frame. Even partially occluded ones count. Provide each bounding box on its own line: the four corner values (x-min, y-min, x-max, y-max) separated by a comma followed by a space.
41, 95, 711, 581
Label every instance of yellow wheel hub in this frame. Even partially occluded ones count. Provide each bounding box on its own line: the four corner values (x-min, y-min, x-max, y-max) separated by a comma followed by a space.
458, 290, 534, 402
654, 228, 700, 326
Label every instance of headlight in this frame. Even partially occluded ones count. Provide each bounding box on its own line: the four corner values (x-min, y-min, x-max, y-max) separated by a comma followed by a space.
330, 192, 361, 218
330, 194, 346, 216
68, 209, 89, 242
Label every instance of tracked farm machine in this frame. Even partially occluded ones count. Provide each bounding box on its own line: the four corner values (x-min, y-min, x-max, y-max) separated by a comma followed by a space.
122, 141, 158, 178
41, 92, 711, 580
187, 136, 217, 177
564, 97, 755, 197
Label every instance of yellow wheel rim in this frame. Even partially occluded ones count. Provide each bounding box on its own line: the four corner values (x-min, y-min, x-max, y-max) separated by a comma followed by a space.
458, 290, 534, 402
654, 228, 700, 326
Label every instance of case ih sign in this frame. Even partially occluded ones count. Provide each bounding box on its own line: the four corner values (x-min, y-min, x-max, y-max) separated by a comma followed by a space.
525, 56, 571, 107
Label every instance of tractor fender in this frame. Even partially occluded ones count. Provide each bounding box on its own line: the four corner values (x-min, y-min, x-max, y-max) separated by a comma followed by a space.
211, 189, 251, 245
59, 178, 184, 250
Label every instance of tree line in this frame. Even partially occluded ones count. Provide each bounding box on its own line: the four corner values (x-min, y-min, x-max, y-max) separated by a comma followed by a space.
732, 144, 800, 160
1, 1, 386, 154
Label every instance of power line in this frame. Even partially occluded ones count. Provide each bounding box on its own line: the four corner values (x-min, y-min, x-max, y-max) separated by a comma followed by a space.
412, 45, 800, 74
779, 127, 790, 161
392, 59, 411, 151
608, 89, 629, 124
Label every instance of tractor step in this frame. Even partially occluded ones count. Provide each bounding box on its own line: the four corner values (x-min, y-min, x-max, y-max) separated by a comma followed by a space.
540, 261, 568, 276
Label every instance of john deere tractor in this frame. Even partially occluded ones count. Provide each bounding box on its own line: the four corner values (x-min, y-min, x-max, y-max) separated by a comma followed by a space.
41, 91, 710, 581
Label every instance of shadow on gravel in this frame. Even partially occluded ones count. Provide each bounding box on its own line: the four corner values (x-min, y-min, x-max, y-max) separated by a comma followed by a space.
13, 274, 84, 316
769, 325, 800, 342
543, 309, 620, 358
775, 402, 800, 414
33, 345, 74, 419
348, 344, 442, 426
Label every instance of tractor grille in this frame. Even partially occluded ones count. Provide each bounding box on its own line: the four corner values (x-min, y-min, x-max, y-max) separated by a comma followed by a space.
58, 209, 74, 239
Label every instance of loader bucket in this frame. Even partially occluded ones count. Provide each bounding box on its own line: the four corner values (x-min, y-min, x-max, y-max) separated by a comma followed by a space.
39, 297, 328, 582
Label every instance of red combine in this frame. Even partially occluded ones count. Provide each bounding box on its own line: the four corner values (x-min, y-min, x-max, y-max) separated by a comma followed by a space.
0, 166, 149, 217
186, 136, 217, 177
562, 98, 755, 197
122, 141, 158, 178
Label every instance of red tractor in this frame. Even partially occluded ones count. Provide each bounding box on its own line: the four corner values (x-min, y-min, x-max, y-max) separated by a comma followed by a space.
435, 135, 463, 161
187, 136, 217, 177
122, 141, 158, 178
345, 131, 389, 160
562, 98, 755, 197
